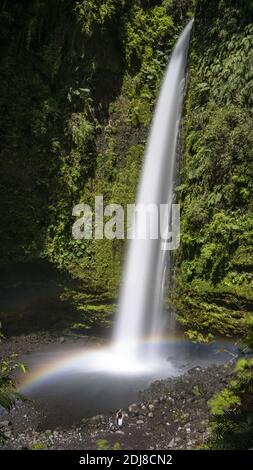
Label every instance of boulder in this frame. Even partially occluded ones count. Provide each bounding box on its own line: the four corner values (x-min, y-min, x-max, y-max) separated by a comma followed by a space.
168, 438, 175, 448
0, 420, 11, 428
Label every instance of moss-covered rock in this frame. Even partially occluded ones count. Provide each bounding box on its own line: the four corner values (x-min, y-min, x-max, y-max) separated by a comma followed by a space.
0, 0, 193, 301
173, 0, 253, 338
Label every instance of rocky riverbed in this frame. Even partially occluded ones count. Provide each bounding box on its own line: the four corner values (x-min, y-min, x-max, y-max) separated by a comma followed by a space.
0, 334, 235, 450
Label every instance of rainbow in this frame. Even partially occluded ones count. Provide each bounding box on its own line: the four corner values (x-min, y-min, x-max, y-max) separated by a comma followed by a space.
18, 335, 183, 392
18, 334, 230, 392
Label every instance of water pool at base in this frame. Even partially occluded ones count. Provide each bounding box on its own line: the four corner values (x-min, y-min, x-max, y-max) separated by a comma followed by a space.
17, 336, 236, 428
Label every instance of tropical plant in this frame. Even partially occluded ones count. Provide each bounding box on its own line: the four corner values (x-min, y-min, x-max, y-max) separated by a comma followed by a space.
0, 327, 28, 441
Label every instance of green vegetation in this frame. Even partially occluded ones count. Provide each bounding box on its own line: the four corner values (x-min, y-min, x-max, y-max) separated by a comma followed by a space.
172, 5, 253, 449
207, 357, 253, 448
192, 384, 202, 397
46, 0, 193, 298
0, 353, 27, 409
0, 339, 27, 441
0, 0, 193, 309
96, 438, 121, 450
29, 441, 48, 450
1, 1, 251, 338
209, 389, 241, 417
173, 0, 253, 338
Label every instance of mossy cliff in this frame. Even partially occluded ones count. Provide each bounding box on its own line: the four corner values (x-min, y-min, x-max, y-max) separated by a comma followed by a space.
0, 0, 193, 300
173, 0, 253, 339
0, 0, 252, 339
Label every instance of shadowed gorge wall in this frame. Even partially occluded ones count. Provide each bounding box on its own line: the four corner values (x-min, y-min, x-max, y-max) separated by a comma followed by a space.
0, 0, 193, 299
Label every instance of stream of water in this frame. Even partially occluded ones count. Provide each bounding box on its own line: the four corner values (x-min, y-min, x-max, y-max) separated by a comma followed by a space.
113, 20, 194, 361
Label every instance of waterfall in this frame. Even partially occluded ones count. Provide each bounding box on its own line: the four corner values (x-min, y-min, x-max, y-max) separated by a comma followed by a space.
113, 20, 194, 358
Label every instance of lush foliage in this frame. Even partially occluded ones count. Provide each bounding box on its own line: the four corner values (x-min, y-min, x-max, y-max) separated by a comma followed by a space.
96, 438, 121, 450
0, 0, 193, 303
0, 354, 26, 409
206, 322, 253, 450
0, 0, 252, 334
0, 339, 27, 441
45, 0, 193, 297
207, 356, 253, 448
173, 0, 253, 338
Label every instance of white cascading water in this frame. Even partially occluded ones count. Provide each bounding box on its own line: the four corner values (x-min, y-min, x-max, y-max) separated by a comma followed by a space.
113, 20, 194, 360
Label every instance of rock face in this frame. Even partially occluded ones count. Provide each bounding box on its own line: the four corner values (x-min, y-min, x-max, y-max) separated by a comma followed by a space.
173, 0, 253, 338
0, 421, 11, 428
128, 404, 138, 415
168, 438, 175, 448
0, 0, 193, 306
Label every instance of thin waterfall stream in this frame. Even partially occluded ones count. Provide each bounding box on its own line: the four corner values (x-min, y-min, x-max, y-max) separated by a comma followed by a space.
113, 19, 194, 359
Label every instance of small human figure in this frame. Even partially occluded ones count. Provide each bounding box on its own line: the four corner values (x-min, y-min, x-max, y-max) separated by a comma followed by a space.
116, 409, 124, 428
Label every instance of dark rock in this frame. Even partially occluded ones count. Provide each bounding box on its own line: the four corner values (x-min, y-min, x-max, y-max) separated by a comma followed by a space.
168, 438, 175, 448
0, 421, 11, 428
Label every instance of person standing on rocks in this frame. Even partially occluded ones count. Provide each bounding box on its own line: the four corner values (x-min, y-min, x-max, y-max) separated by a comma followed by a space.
116, 409, 124, 428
